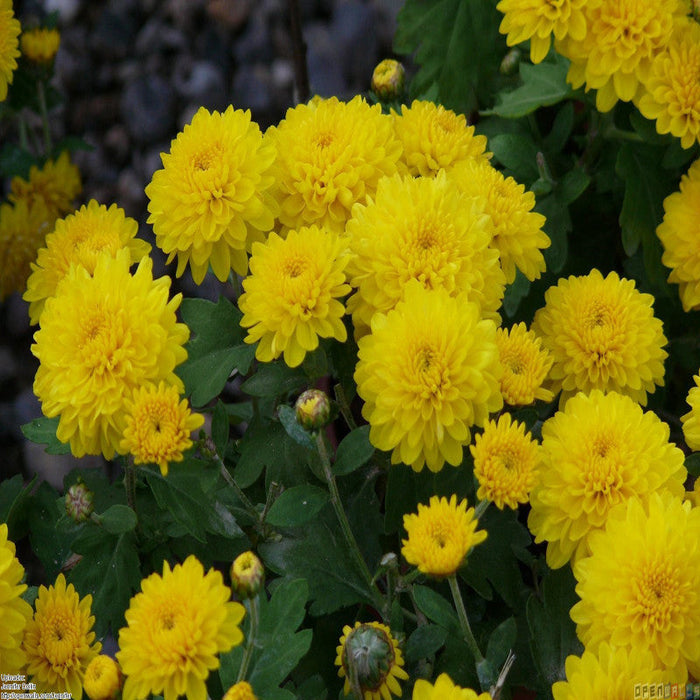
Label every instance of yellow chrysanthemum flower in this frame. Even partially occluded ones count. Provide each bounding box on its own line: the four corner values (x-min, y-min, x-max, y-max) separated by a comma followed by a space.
335, 621, 409, 700
239, 225, 350, 367
470, 413, 541, 510
266, 95, 403, 234
223, 681, 258, 700
562, 0, 686, 112
402, 495, 487, 577
0, 197, 53, 301
32, 249, 189, 459
495, 323, 554, 405
346, 171, 505, 334
412, 673, 491, 700
496, 0, 590, 63
531, 269, 667, 406
656, 158, 700, 311
392, 100, 489, 178
83, 655, 122, 700
0, 0, 20, 101
117, 555, 246, 700
23, 200, 152, 325
23, 574, 102, 699
146, 105, 278, 284
120, 382, 204, 476
682, 373, 700, 451
0, 523, 33, 675
355, 282, 503, 473
570, 493, 700, 679
450, 159, 550, 283
9, 151, 82, 221
20, 27, 60, 64
551, 643, 667, 699
528, 390, 687, 569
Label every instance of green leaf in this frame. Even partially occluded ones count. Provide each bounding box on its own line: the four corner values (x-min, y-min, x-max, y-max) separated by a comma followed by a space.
503, 270, 531, 319
685, 453, 700, 479
557, 167, 591, 206
0, 474, 35, 533
21, 416, 71, 455
333, 425, 374, 476
99, 504, 137, 534
405, 624, 448, 663
489, 133, 540, 184
277, 405, 316, 450
240, 362, 308, 399
483, 616, 517, 683
0, 142, 39, 179
536, 194, 570, 274
235, 419, 290, 488
412, 585, 460, 633
212, 400, 230, 457
265, 485, 329, 528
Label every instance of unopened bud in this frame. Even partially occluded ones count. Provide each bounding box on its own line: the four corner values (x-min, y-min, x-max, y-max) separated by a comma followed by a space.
223, 681, 258, 700
83, 655, 122, 700
371, 59, 405, 100
340, 622, 400, 696
230, 550, 265, 599
295, 389, 331, 431
65, 480, 94, 523
499, 47, 521, 75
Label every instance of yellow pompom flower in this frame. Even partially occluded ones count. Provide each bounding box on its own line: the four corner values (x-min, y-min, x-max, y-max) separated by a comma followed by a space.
0, 523, 33, 675
32, 249, 189, 459
20, 27, 60, 64
531, 269, 667, 407
355, 282, 503, 473
223, 681, 258, 700
470, 413, 541, 510
412, 673, 491, 700
23, 574, 102, 699
570, 493, 700, 679
23, 200, 152, 325
10, 151, 82, 221
83, 655, 122, 700
146, 105, 277, 284
0, 197, 53, 301
402, 495, 487, 577
496, 0, 590, 64
551, 643, 667, 699
392, 100, 490, 178
346, 171, 505, 334
239, 225, 350, 367
450, 159, 550, 283
117, 556, 245, 700
0, 0, 20, 101
120, 382, 204, 476
682, 373, 700, 451
528, 390, 687, 569
496, 323, 554, 405
266, 95, 402, 234
656, 158, 700, 311
335, 621, 409, 700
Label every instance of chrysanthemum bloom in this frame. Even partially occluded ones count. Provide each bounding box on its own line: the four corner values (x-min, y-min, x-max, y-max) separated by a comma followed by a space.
83, 655, 122, 700
402, 495, 487, 577
223, 681, 258, 700
239, 225, 350, 367
496, 0, 590, 63
656, 158, 700, 311
117, 555, 246, 700
531, 269, 667, 406
470, 414, 541, 510
0, 0, 20, 101
450, 159, 550, 283
0, 198, 53, 301
638, 19, 700, 150
22, 574, 101, 699
120, 382, 204, 476
266, 95, 403, 234
355, 282, 503, 472
0, 523, 33, 674
551, 643, 667, 699
346, 171, 505, 334
528, 390, 687, 569
412, 673, 491, 700
495, 323, 554, 405
32, 249, 189, 459
570, 493, 700, 678
23, 200, 152, 324
335, 621, 409, 700
681, 373, 700, 451
146, 105, 277, 284
20, 27, 60, 64
561, 0, 685, 112
9, 151, 82, 221
392, 100, 490, 178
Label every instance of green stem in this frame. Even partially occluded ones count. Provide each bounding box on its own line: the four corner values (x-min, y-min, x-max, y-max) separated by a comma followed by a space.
36, 81, 52, 155
217, 458, 261, 525
474, 499, 490, 520
448, 574, 484, 666
124, 461, 136, 512
18, 116, 28, 152
236, 596, 259, 682
333, 382, 357, 431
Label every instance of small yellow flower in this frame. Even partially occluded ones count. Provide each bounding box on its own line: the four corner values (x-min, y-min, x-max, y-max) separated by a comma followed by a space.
20, 27, 60, 64
412, 673, 492, 700
682, 373, 700, 451
295, 389, 332, 431
83, 655, 122, 700
230, 550, 265, 599
371, 58, 405, 99
402, 495, 487, 577
0, 0, 21, 101
223, 681, 258, 700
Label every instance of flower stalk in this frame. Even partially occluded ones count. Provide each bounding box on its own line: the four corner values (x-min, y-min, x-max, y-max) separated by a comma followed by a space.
236, 595, 259, 683
448, 573, 484, 666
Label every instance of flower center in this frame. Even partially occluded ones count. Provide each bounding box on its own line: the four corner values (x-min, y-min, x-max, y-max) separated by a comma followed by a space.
285, 258, 306, 278
314, 132, 334, 149
41, 609, 80, 666
634, 561, 684, 633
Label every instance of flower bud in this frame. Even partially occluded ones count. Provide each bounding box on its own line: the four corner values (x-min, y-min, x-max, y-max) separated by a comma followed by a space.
83, 655, 122, 700
499, 47, 521, 75
343, 623, 395, 693
371, 59, 405, 100
295, 389, 331, 431
65, 480, 94, 523
230, 550, 265, 599
223, 681, 258, 700
21, 28, 61, 65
